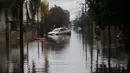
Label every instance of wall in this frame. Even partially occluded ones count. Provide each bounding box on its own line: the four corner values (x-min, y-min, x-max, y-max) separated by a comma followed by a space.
0, 11, 5, 31
0, 10, 6, 52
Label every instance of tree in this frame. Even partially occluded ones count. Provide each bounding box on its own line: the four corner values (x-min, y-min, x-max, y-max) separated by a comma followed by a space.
41, 0, 48, 18
87, 0, 130, 71
73, 13, 92, 29
40, 1, 49, 37
46, 5, 70, 32
87, 0, 129, 29
29, 0, 41, 21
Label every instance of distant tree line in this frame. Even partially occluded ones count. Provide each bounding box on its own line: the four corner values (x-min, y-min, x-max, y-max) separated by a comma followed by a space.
73, 13, 92, 28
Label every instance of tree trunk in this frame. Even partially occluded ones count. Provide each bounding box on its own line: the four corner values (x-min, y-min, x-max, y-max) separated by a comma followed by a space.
127, 33, 130, 72
44, 16, 47, 37
123, 24, 130, 72
4, 8, 10, 56
108, 25, 111, 72
96, 40, 99, 72
26, 0, 29, 64
127, 54, 130, 72
4, 8, 10, 73
40, 16, 44, 37
19, 1, 24, 73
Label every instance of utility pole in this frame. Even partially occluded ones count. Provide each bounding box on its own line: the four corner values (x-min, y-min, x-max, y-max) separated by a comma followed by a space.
19, 0, 24, 73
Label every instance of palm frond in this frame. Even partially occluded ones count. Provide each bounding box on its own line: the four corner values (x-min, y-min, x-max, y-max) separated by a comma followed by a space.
41, 1, 48, 16
29, 0, 41, 20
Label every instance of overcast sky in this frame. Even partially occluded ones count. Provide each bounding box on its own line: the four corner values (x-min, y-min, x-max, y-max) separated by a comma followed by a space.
48, 0, 85, 21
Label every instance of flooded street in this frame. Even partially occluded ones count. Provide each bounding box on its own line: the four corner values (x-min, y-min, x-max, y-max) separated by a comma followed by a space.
0, 30, 128, 73
0, 0, 129, 73
24, 30, 89, 73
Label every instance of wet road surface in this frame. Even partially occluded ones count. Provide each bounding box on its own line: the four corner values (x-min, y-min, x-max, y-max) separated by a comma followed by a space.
0, 30, 128, 73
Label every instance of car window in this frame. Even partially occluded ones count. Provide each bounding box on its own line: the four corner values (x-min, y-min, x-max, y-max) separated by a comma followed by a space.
60, 29, 67, 31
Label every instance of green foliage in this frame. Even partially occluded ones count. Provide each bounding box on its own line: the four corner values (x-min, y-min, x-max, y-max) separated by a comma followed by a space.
0, 0, 23, 19
9, 0, 20, 19
73, 13, 92, 28
29, 0, 40, 20
46, 5, 70, 32
41, 1, 48, 16
87, 0, 130, 30
0, 0, 41, 21
0, 0, 18, 13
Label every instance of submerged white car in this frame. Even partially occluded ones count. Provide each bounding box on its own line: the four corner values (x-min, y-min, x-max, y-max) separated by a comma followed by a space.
48, 28, 71, 35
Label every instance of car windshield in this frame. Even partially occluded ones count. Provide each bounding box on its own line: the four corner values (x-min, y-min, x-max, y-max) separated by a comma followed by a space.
52, 28, 60, 32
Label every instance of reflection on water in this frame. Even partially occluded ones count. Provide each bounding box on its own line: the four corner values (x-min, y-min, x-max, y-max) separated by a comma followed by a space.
0, 30, 128, 73
45, 35, 70, 52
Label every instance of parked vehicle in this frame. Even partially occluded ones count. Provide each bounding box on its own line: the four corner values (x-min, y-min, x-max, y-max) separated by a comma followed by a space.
48, 28, 71, 35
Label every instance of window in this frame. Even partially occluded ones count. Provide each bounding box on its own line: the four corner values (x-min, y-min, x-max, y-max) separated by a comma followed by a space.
60, 29, 67, 31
